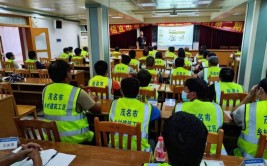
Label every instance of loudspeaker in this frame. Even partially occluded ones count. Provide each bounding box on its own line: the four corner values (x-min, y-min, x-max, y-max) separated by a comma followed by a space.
56, 20, 62, 29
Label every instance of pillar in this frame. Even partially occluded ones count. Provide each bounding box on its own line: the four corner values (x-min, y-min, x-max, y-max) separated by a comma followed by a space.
239, 0, 267, 91
86, 4, 110, 77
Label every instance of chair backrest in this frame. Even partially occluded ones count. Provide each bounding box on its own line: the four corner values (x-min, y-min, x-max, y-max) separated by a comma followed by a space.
0, 82, 13, 95
111, 72, 128, 82
39, 69, 49, 79
154, 65, 166, 73
40, 57, 50, 64
14, 117, 60, 142
171, 75, 192, 85
4, 61, 14, 71
184, 65, 191, 71
208, 76, 220, 85
139, 88, 157, 102
82, 86, 109, 100
72, 58, 83, 65
14, 69, 32, 78
205, 129, 224, 155
256, 134, 267, 158
219, 92, 247, 108
172, 86, 184, 102
24, 61, 37, 70
94, 117, 141, 151
129, 64, 138, 72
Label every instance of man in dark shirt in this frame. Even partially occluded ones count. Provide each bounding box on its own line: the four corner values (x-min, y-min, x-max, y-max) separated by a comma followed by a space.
136, 31, 146, 49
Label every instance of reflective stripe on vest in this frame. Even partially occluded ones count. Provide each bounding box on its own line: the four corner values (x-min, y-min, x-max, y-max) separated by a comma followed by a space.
214, 82, 221, 103
213, 103, 223, 127
44, 113, 85, 121
88, 76, 112, 99
114, 64, 130, 73
59, 126, 89, 137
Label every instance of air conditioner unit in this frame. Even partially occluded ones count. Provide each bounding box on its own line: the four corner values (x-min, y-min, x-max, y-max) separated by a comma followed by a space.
80, 31, 88, 48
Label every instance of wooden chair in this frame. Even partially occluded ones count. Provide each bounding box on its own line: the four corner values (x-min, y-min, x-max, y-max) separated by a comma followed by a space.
129, 64, 138, 72
40, 57, 50, 64
0, 69, 5, 76
171, 86, 184, 102
72, 58, 83, 65
219, 92, 247, 110
14, 69, 32, 78
82, 86, 109, 100
94, 117, 141, 151
256, 134, 267, 158
154, 65, 166, 73
39, 69, 49, 79
111, 72, 129, 82
0, 82, 37, 119
171, 75, 192, 85
24, 61, 37, 70
184, 65, 191, 71
208, 76, 220, 85
139, 88, 157, 102
4, 61, 14, 71
14, 118, 60, 142
205, 129, 224, 155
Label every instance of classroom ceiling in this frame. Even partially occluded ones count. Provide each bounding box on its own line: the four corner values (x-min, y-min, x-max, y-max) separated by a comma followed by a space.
0, 0, 247, 24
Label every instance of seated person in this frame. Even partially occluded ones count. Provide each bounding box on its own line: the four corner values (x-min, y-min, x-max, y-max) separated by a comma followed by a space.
0, 143, 42, 166
137, 69, 158, 101
109, 77, 160, 151
184, 46, 192, 58
148, 46, 155, 58
207, 68, 243, 103
112, 46, 121, 58
139, 48, 149, 61
88, 60, 120, 99
5, 52, 20, 69
114, 55, 135, 74
154, 52, 165, 67
193, 48, 205, 64
81, 46, 89, 58
43, 60, 101, 144
165, 46, 177, 60
232, 79, 267, 158
68, 46, 74, 57
146, 56, 156, 75
129, 50, 139, 68
72, 48, 85, 64
235, 46, 241, 56
174, 78, 225, 154
172, 57, 192, 76
26, 51, 46, 69
152, 45, 158, 56
198, 56, 221, 82
178, 49, 191, 66
59, 47, 69, 59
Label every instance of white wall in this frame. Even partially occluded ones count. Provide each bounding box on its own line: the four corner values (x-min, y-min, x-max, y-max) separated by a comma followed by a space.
36, 17, 81, 58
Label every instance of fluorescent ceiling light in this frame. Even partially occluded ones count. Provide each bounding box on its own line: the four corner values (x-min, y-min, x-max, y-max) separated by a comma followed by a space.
111, 16, 122, 19
232, 12, 242, 16
193, 1, 212, 5
140, 3, 156, 7
40, 7, 54, 11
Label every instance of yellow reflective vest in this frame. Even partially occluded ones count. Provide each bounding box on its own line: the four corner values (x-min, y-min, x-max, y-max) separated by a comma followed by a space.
214, 82, 243, 104
81, 50, 88, 58
59, 53, 69, 59
88, 75, 112, 99
109, 98, 152, 151
114, 63, 130, 74
204, 66, 221, 82
112, 51, 121, 58
130, 59, 139, 67
166, 52, 177, 60
155, 59, 165, 66
172, 67, 191, 76
43, 83, 93, 143
25, 59, 36, 63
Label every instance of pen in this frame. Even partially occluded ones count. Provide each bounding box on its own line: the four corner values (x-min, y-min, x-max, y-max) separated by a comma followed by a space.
44, 151, 58, 166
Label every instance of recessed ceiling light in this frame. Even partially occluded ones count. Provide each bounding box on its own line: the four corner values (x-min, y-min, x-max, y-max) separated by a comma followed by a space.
193, 1, 212, 5
40, 7, 54, 11
232, 12, 242, 16
140, 3, 156, 7
111, 16, 122, 19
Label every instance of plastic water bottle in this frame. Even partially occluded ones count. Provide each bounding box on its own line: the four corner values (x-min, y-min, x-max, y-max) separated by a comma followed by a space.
154, 76, 158, 84
154, 136, 166, 162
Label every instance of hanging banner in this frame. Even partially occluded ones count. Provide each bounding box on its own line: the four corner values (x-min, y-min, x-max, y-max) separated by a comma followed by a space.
109, 24, 148, 35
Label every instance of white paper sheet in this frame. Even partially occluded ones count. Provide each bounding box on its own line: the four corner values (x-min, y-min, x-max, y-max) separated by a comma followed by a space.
200, 159, 224, 166
224, 111, 232, 120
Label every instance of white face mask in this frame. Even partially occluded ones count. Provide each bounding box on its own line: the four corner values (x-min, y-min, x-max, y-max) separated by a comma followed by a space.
181, 91, 190, 102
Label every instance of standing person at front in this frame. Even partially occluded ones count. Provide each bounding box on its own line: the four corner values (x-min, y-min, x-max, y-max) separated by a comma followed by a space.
109, 77, 160, 152
43, 60, 101, 144
232, 78, 267, 158
136, 31, 146, 49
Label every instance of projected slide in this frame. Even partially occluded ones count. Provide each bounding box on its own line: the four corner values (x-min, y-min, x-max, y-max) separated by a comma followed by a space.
157, 25, 194, 48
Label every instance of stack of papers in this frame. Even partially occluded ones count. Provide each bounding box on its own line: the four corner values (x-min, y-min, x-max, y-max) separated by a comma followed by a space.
200, 160, 224, 166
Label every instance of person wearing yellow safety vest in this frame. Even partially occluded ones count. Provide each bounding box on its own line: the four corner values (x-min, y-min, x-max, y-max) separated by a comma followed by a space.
88, 60, 120, 100
148, 46, 155, 58
129, 50, 139, 68
5, 52, 20, 69
59, 47, 69, 60
109, 77, 160, 151
71, 48, 85, 64
139, 48, 149, 61
68, 47, 74, 57
171, 57, 191, 77
235, 46, 242, 57
207, 68, 243, 103
174, 78, 226, 155
165, 46, 177, 60
146, 56, 157, 75
26, 51, 45, 69
155, 52, 165, 67
112, 46, 121, 58
232, 79, 267, 158
144, 112, 208, 166
81, 46, 89, 58
152, 45, 158, 57
114, 55, 135, 75
43, 60, 101, 144
198, 56, 221, 83
184, 46, 192, 58
177, 49, 191, 67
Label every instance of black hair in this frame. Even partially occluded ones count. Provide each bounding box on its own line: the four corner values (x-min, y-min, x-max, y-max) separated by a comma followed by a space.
68, 47, 73, 51
74, 48, 82, 56
146, 56, 155, 67
175, 57, 185, 67
155, 52, 163, 59
63, 47, 69, 53
115, 46, 120, 52
200, 45, 207, 51
121, 77, 140, 98
178, 50, 186, 58
83, 47, 88, 51
28, 51, 37, 59
6, 52, 14, 59
163, 112, 208, 166
203, 50, 210, 59
121, 55, 131, 65
208, 56, 219, 66
129, 50, 136, 59
153, 45, 157, 50
48, 60, 70, 83
94, 60, 108, 76
143, 49, 149, 56
169, 46, 175, 52
178, 48, 184, 52
208, 52, 217, 58
148, 46, 153, 51
184, 78, 208, 101
219, 68, 234, 82
259, 78, 267, 93
137, 69, 151, 87
198, 48, 204, 55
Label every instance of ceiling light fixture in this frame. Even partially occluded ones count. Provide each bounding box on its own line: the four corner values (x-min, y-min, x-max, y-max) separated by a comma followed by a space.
40, 7, 54, 11
111, 16, 122, 19
193, 0, 212, 5
140, 3, 156, 7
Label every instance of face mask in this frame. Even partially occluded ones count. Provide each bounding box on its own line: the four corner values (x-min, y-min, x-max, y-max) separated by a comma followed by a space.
181, 91, 190, 102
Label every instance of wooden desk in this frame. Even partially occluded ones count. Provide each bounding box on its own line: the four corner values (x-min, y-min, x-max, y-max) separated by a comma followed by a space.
0, 138, 151, 166
203, 154, 242, 165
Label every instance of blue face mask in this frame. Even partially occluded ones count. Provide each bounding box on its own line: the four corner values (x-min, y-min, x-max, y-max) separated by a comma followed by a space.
181, 91, 190, 102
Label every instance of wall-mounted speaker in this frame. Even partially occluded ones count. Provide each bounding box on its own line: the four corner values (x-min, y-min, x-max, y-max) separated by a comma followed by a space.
56, 20, 62, 29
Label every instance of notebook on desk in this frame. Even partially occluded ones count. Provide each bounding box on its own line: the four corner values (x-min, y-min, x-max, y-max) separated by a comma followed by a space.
11, 148, 76, 166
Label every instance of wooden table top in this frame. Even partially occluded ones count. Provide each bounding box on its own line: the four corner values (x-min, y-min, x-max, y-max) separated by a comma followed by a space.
1, 78, 52, 86
0, 138, 150, 166
203, 154, 242, 165
0, 94, 12, 100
